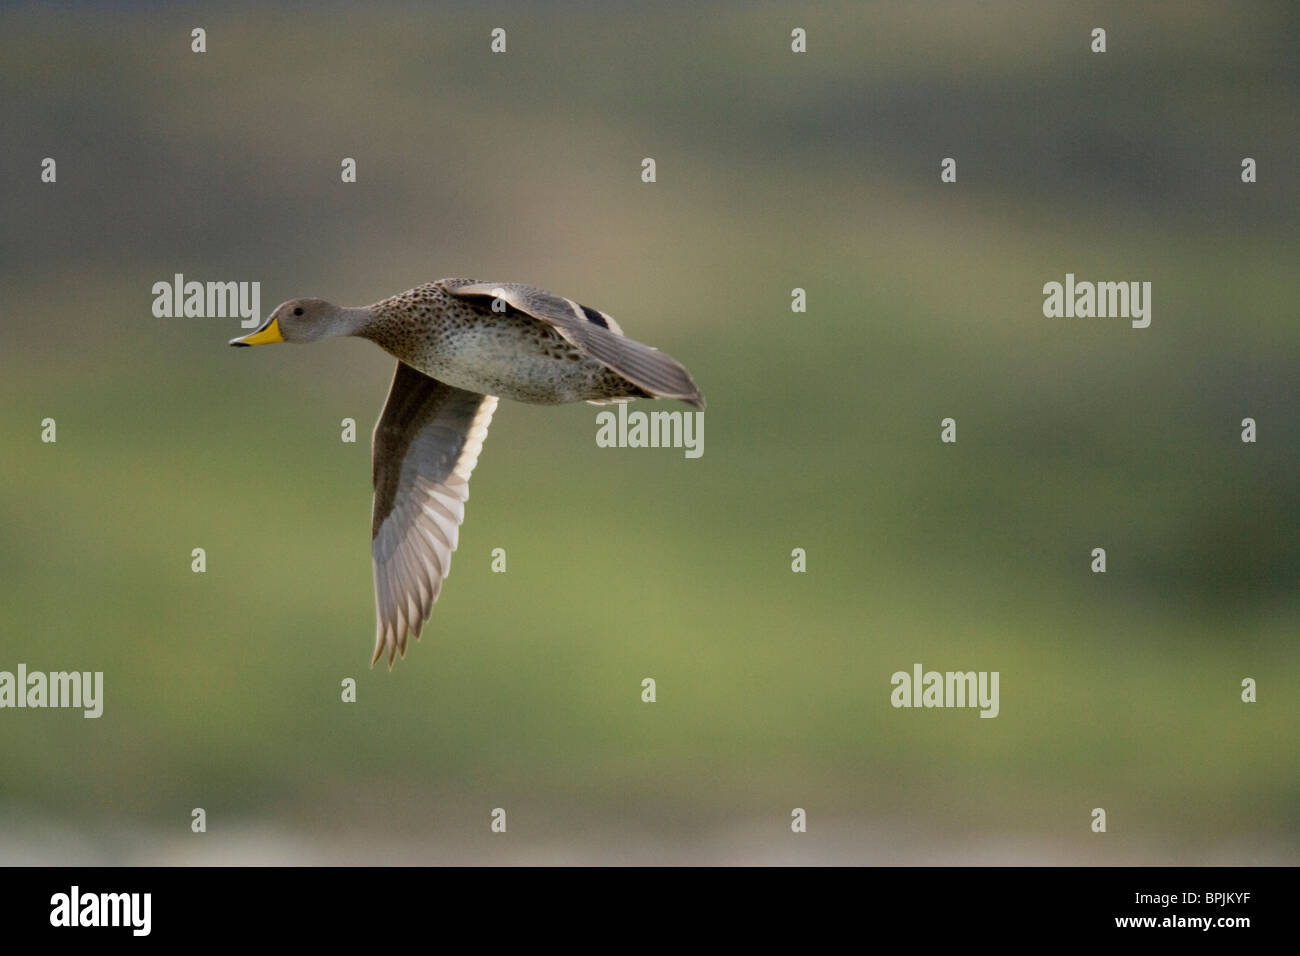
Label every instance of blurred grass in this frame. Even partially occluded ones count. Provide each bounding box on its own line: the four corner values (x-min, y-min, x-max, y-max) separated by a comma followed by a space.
0, 0, 1296, 862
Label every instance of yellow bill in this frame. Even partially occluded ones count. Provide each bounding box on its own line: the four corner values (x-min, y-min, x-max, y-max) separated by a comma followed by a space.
229, 316, 283, 347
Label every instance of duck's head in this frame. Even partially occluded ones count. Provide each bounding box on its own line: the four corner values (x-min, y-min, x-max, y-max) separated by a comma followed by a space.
229, 298, 360, 346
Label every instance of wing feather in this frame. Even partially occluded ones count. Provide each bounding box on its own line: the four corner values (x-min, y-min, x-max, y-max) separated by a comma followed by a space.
442, 279, 704, 408
370, 361, 497, 667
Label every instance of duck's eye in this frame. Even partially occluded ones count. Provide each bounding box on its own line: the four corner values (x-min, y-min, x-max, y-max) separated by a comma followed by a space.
293, 307, 304, 316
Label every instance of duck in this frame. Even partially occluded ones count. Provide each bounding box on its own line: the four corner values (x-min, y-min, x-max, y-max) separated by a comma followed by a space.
230, 278, 705, 667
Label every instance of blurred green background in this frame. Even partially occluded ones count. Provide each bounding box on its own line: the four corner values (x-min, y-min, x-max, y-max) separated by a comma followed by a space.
1, 1, 1296, 863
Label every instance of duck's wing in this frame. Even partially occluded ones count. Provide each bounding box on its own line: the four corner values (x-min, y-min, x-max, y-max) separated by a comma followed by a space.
370, 360, 497, 667
442, 279, 704, 409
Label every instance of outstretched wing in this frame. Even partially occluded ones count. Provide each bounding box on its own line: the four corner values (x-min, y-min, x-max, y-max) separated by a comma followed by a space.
370, 361, 497, 667
442, 279, 704, 409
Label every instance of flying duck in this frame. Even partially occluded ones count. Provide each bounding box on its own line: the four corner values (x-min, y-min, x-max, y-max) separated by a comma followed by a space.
231, 279, 704, 667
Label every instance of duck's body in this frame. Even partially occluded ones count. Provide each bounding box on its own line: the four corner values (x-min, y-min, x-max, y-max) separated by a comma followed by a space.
358, 282, 647, 405
231, 278, 703, 667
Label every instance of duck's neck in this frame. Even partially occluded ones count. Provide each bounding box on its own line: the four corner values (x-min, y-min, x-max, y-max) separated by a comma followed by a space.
328, 306, 374, 339
349, 302, 409, 359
